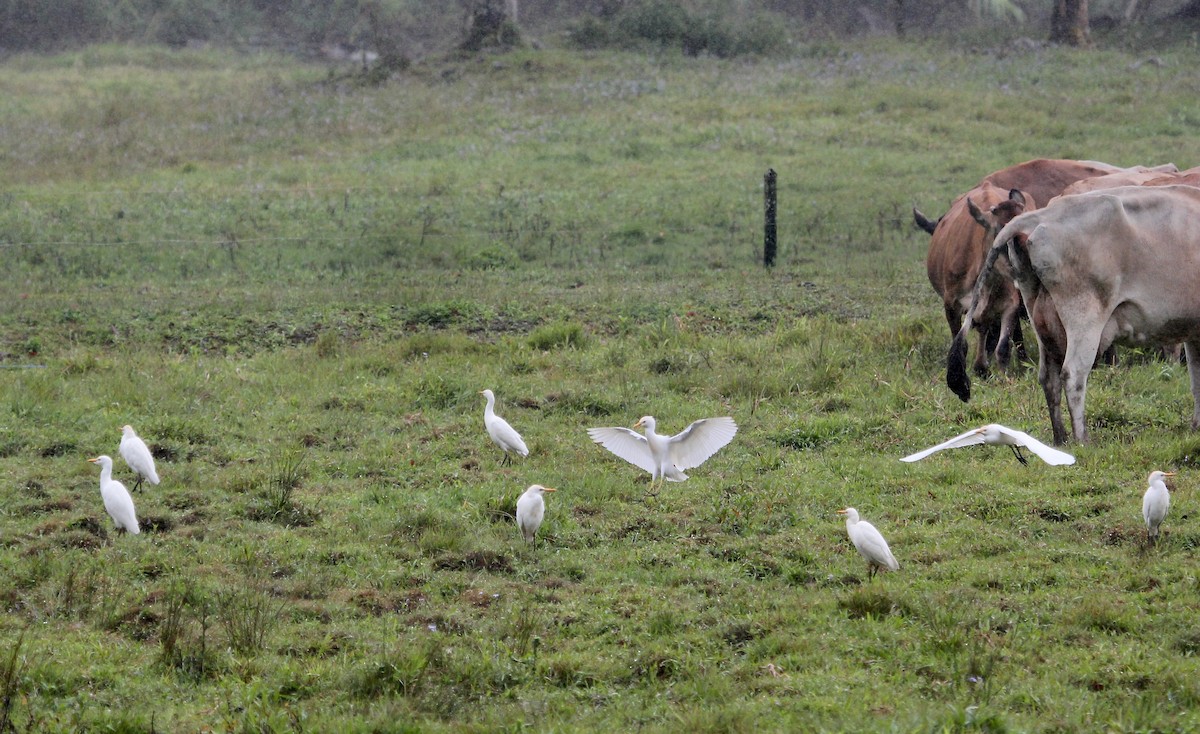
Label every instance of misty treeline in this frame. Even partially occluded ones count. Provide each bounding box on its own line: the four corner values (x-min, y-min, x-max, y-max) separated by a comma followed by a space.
0, 0, 1197, 57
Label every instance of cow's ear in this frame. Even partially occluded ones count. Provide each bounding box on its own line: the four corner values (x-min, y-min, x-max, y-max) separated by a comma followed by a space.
1009, 189, 1027, 207
967, 197, 989, 229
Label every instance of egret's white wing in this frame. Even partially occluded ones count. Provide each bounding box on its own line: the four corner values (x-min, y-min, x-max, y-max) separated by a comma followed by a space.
516, 492, 544, 541
899, 427, 986, 462
667, 417, 738, 470
587, 426, 656, 474
103, 483, 140, 534
488, 415, 529, 456
998, 426, 1075, 466
120, 435, 160, 484
1143, 489, 1167, 528
851, 522, 898, 570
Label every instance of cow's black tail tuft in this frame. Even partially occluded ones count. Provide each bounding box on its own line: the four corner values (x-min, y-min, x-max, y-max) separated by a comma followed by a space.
947, 329, 971, 402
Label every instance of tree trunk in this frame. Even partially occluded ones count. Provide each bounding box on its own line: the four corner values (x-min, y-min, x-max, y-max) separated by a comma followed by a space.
1050, 0, 1091, 46
460, 0, 521, 51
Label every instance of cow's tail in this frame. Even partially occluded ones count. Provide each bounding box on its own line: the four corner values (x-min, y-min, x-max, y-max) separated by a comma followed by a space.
946, 231, 1014, 402
947, 327, 972, 402
912, 206, 939, 235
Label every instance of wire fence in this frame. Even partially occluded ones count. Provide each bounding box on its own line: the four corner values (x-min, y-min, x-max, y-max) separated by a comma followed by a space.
0, 180, 928, 323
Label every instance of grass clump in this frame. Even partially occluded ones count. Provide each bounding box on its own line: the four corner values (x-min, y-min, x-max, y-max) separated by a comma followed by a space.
351, 638, 440, 699
528, 321, 587, 351
215, 584, 285, 654
838, 587, 911, 618
245, 449, 318, 527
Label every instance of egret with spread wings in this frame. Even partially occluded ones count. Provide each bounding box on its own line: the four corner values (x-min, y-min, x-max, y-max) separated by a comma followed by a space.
587, 415, 737, 491
900, 423, 1074, 466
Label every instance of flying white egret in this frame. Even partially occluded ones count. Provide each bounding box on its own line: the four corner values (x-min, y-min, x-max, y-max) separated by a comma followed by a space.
900, 423, 1075, 466
516, 484, 556, 543
480, 389, 529, 465
838, 507, 898, 580
1143, 470, 1176, 545
88, 455, 140, 535
587, 415, 737, 491
119, 424, 160, 492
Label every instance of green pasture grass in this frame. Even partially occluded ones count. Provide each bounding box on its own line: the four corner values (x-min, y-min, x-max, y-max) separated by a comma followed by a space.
2, 36, 1200, 731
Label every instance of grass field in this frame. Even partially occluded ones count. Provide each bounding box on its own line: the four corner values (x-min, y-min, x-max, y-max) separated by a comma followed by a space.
4, 36, 1200, 732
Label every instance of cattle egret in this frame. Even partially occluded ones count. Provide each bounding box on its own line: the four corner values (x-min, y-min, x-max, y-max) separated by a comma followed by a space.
88, 455, 140, 535
900, 423, 1075, 466
587, 415, 737, 491
119, 424, 160, 492
516, 484, 556, 543
838, 507, 898, 580
1143, 470, 1176, 545
480, 389, 528, 465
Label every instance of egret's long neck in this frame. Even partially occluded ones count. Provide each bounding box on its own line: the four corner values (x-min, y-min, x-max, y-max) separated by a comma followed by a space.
99, 462, 111, 483
484, 395, 495, 416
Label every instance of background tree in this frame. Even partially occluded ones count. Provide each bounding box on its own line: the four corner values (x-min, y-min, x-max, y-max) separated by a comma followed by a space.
459, 0, 522, 51
1050, 0, 1091, 45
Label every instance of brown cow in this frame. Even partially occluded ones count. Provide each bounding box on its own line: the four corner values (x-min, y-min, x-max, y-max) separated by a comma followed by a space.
1143, 166, 1200, 188
914, 159, 1123, 379
1055, 167, 1179, 197
952, 185, 1200, 444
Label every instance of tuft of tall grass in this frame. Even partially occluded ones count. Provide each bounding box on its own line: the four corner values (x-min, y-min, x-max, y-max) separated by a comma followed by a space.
528, 321, 587, 351
0, 628, 26, 732
215, 583, 284, 655
159, 578, 218, 681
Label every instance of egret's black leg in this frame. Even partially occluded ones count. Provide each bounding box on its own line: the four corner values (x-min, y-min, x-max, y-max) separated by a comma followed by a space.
1010, 446, 1029, 466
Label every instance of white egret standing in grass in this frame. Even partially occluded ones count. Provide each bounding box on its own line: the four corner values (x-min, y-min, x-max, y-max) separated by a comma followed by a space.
88, 455, 140, 535
587, 415, 737, 491
900, 423, 1075, 466
1143, 470, 1176, 545
119, 424, 160, 492
516, 484, 556, 543
838, 507, 898, 580
480, 389, 528, 465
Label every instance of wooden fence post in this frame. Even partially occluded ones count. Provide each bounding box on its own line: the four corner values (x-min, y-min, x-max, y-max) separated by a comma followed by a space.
764, 169, 777, 268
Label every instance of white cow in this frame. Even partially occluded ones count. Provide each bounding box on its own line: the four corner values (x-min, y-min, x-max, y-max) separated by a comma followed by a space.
951, 184, 1200, 444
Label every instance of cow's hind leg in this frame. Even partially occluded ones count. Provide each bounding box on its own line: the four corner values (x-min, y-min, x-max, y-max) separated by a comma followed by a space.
1061, 325, 1107, 445
993, 297, 1023, 373
973, 328, 992, 378
1028, 294, 1069, 445
1185, 341, 1200, 430
1039, 342, 1068, 446
1012, 315, 1030, 365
